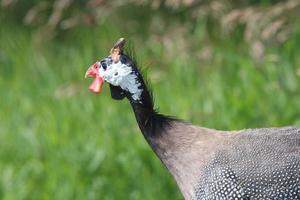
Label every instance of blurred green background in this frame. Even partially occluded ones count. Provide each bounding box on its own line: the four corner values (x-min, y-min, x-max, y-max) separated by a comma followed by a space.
0, 0, 300, 199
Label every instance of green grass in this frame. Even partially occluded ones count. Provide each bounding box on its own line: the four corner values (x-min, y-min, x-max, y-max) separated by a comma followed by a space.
0, 21, 300, 200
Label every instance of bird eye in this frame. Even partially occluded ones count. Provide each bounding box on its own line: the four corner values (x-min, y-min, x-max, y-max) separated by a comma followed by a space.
100, 60, 107, 70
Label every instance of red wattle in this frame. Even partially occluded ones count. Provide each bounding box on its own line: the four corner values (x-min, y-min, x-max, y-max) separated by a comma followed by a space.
89, 76, 104, 93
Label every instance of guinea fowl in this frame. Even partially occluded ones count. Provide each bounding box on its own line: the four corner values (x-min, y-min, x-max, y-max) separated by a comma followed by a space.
85, 38, 300, 200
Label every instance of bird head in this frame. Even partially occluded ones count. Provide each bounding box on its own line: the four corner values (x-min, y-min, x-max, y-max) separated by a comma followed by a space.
85, 38, 143, 101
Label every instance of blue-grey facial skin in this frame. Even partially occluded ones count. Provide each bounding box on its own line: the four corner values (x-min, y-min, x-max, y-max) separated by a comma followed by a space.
97, 56, 143, 101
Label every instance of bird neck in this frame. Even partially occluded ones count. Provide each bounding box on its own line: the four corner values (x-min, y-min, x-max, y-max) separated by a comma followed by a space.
127, 78, 155, 134
126, 73, 171, 137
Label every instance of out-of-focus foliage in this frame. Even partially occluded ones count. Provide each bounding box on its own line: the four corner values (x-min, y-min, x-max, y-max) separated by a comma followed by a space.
1, 0, 300, 60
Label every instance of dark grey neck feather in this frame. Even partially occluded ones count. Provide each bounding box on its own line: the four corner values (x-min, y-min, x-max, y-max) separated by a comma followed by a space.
126, 71, 176, 138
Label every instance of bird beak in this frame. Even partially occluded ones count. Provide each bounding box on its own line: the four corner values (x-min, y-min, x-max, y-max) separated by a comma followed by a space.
85, 63, 98, 79
85, 63, 104, 94
84, 71, 89, 79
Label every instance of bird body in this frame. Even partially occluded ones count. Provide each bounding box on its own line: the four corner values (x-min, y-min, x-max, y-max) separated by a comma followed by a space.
85, 38, 300, 200
155, 123, 300, 199
194, 127, 299, 200
137, 116, 300, 199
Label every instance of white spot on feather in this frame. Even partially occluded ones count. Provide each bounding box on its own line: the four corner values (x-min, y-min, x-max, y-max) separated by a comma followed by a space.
99, 61, 143, 101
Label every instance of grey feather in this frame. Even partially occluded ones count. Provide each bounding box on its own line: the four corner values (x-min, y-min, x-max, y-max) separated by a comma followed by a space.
151, 125, 300, 199
193, 127, 300, 200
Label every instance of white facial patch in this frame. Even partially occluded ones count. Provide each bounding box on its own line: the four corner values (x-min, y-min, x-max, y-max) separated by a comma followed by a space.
98, 61, 143, 101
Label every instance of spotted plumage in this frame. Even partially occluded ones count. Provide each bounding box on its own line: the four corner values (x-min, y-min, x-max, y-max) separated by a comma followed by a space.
194, 127, 300, 200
